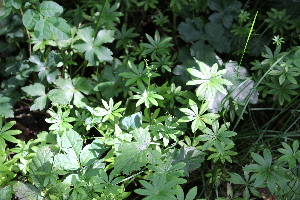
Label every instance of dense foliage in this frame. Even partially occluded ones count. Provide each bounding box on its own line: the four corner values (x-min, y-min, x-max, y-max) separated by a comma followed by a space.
1, 0, 300, 199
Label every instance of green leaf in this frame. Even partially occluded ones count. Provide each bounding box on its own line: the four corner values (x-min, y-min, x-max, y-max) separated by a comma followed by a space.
22, 83, 48, 110
34, 17, 71, 41
54, 153, 80, 170
178, 18, 203, 43
0, 95, 13, 118
170, 147, 205, 176
121, 112, 142, 131
22, 83, 45, 97
47, 89, 70, 105
56, 129, 83, 159
0, 120, 21, 143
29, 146, 53, 189
23, 9, 40, 30
29, 51, 61, 83
208, 0, 242, 28
227, 173, 246, 184
13, 182, 43, 200
205, 22, 230, 53
278, 140, 300, 168
11, 0, 21, 9
134, 173, 180, 199
0, 1, 12, 19
79, 138, 106, 167
73, 27, 114, 64
187, 60, 232, 100
185, 186, 198, 200
115, 127, 161, 174
39, 1, 63, 17
0, 185, 12, 200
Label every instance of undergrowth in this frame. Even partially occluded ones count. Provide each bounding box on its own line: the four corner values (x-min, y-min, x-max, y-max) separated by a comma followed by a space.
1, 0, 300, 199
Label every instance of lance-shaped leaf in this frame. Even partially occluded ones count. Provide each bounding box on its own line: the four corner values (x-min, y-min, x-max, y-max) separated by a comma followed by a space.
73, 27, 114, 65
178, 99, 219, 133
187, 59, 232, 99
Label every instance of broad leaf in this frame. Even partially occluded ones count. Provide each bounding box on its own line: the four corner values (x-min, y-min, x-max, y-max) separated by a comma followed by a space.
0, 95, 13, 118
23, 9, 40, 30
39, 1, 63, 17
0, 185, 12, 200
121, 112, 142, 131
79, 138, 106, 167
134, 173, 183, 199
29, 146, 53, 189
169, 147, 205, 176
34, 17, 71, 41
13, 182, 43, 200
115, 127, 161, 174
56, 129, 83, 159
73, 27, 114, 65
22, 83, 48, 110
54, 153, 80, 170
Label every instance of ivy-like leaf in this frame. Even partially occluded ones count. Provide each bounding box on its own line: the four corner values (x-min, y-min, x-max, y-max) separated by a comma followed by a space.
29, 51, 61, 83
121, 112, 142, 131
56, 129, 83, 159
178, 18, 203, 43
73, 27, 114, 65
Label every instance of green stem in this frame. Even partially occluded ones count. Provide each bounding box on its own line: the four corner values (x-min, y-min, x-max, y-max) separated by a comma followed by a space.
93, 0, 107, 38
239, 11, 258, 67
72, 60, 87, 78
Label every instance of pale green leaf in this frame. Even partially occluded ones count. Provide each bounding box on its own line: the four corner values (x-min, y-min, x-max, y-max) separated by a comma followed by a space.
56, 129, 83, 159
39, 1, 63, 17
54, 153, 80, 170
29, 146, 53, 189
34, 17, 71, 41
0, 95, 14, 118
94, 29, 115, 46
22, 83, 46, 97
47, 88, 71, 105
31, 95, 48, 111
23, 9, 40, 30
13, 182, 43, 200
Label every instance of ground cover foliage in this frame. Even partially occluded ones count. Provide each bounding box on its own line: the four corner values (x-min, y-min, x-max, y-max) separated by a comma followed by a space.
1, 0, 300, 199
